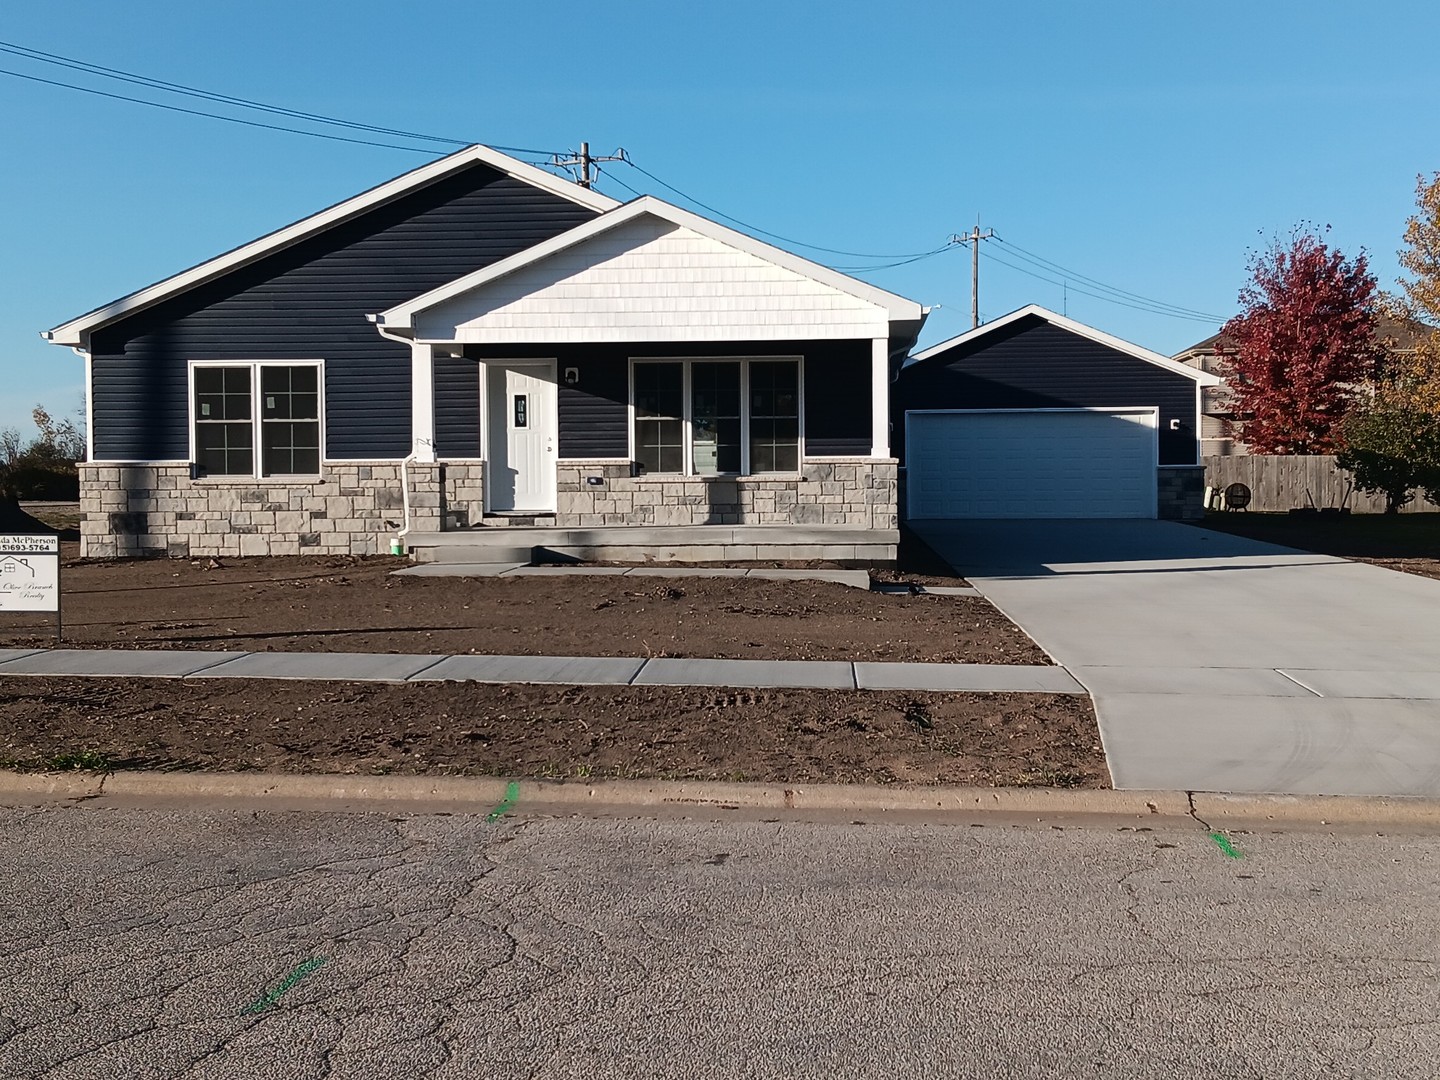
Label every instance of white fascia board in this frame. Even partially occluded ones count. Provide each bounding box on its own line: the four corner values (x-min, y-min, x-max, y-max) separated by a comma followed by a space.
378, 196, 926, 330
44, 145, 617, 348
904, 304, 1223, 386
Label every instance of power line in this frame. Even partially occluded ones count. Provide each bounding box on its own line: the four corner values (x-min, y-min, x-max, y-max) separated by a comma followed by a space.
0, 66, 449, 154
829, 245, 958, 272
0, 39, 466, 147
592, 164, 647, 201
994, 235, 1222, 321
981, 248, 1220, 323
597, 155, 958, 271
619, 156, 949, 261
0, 38, 560, 157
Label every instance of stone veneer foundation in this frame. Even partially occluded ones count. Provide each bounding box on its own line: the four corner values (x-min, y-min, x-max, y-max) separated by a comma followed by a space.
78, 458, 897, 557
556, 459, 897, 529
1157, 466, 1206, 521
78, 461, 484, 559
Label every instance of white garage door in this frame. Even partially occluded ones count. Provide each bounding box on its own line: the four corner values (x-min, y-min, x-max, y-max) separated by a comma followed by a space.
906, 408, 1158, 519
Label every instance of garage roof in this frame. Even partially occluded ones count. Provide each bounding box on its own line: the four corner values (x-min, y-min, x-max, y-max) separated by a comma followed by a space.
906, 305, 1221, 385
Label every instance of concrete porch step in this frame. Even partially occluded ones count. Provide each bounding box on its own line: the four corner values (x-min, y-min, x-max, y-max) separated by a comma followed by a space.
404, 524, 898, 566
479, 514, 557, 528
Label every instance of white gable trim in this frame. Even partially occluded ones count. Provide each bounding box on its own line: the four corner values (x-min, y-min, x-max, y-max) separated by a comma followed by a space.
905, 304, 1222, 386
43, 145, 617, 349
376, 196, 925, 334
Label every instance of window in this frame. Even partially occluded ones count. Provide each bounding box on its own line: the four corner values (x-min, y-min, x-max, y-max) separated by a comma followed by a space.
748, 360, 800, 473
632, 358, 799, 475
193, 363, 322, 478
634, 362, 685, 474
690, 362, 741, 474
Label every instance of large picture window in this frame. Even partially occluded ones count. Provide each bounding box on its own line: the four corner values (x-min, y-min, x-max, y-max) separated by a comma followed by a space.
193, 362, 322, 478
632, 358, 799, 475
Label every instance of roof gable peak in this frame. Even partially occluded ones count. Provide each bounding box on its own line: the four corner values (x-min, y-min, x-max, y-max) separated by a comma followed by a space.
45, 144, 617, 348
906, 304, 1221, 386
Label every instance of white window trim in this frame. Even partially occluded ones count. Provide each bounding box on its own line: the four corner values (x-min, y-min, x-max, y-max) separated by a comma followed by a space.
627, 356, 805, 477
187, 360, 326, 480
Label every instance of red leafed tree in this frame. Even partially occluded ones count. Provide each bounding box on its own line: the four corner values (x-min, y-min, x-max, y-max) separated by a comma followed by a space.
1219, 228, 1385, 454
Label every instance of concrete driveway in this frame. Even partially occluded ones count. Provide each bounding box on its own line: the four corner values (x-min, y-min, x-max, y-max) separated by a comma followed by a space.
911, 519, 1440, 796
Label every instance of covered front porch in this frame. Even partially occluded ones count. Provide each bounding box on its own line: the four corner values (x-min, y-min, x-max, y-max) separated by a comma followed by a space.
373, 195, 926, 562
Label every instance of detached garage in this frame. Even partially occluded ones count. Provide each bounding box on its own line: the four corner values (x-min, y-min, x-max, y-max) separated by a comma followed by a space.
896, 306, 1219, 520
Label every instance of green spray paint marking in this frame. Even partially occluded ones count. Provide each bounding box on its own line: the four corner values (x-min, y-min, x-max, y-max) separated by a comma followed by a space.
487, 781, 520, 822
242, 957, 326, 1016
1209, 832, 1243, 859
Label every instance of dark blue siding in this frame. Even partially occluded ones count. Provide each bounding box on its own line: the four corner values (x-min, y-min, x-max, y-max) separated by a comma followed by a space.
464, 340, 873, 460
433, 356, 480, 458
557, 357, 630, 458
895, 316, 1199, 466
88, 165, 598, 461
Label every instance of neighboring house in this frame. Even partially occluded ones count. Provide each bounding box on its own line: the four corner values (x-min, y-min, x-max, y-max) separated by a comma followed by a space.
1173, 315, 1433, 456
43, 145, 926, 562
895, 306, 1219, 520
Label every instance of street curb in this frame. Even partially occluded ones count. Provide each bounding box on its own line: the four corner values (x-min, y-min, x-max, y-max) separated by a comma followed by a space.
1191, 792, 1440, 826
0, 772, 105, 798
4, 771, 1439, 825
0, 770, 1181, 818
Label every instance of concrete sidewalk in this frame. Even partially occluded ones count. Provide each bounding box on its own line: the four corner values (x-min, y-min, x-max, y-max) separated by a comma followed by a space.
0, 647, 1083, 694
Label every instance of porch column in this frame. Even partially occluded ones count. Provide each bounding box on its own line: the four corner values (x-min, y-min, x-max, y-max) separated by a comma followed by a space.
871, 336, 889, 458
410, 342, 436, 462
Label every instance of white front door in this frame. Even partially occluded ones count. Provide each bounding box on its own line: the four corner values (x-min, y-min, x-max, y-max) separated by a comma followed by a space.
486, 362, 556, 512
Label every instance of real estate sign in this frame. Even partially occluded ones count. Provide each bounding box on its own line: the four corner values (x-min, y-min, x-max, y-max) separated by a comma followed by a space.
0, 535, 60, 613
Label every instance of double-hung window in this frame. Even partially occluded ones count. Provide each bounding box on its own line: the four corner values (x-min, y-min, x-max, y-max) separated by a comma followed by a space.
633, 358, 799, 475
193, 362, 322, 478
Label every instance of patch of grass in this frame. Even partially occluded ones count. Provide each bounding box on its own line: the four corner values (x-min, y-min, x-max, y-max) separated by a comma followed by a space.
44, 749, 113, 772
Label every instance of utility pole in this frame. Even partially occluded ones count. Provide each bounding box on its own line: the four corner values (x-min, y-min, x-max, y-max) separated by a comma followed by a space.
550, 142, 628, 190
953, 224, 995, 328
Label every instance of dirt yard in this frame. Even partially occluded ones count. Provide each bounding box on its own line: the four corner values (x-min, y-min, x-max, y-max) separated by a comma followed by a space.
1191, 511, 1440, 581
0, 548, 1045, 663
0, 677, 1106, 788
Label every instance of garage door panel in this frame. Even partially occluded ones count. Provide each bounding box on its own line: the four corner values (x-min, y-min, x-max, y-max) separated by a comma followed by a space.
907, 410, 1157, 519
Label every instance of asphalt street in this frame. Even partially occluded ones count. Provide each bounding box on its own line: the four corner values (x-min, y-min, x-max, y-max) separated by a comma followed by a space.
2, 801, 1438, 1078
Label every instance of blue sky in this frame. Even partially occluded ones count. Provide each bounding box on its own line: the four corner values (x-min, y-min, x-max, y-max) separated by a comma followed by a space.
3, 1, 1438, 436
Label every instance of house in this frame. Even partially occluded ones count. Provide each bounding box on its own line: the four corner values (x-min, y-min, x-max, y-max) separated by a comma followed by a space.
894, 305, 1219, 520
1174, 315, 1434, 456
44, 145, 927, 563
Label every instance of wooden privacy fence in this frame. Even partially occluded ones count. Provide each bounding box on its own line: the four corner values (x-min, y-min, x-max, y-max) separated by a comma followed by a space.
1202, 455, 1440, 514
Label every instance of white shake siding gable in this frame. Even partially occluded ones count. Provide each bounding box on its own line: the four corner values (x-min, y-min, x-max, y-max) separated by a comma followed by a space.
412, 216, 892, 344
